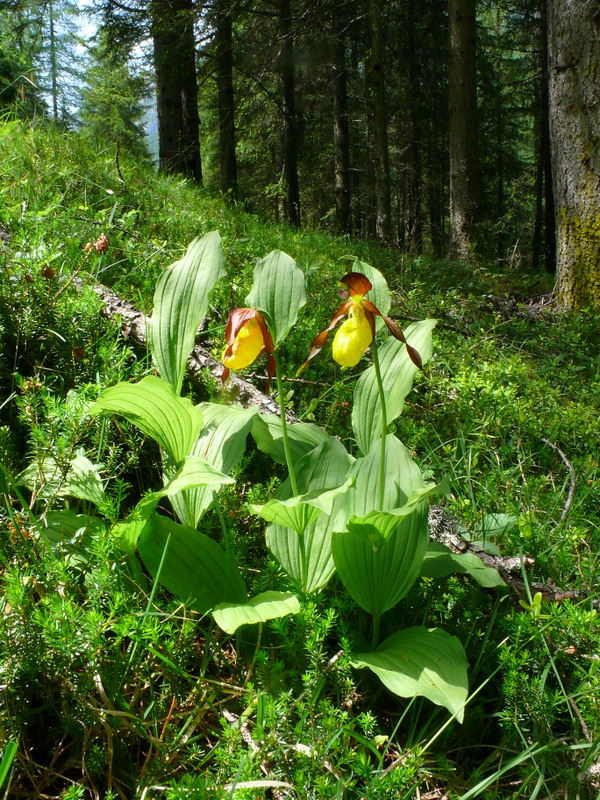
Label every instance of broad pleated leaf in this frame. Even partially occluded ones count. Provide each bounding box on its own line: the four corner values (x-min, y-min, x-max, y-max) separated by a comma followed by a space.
352, 626, 469, 721
89, 376, 203, 464
139, 515, 247, 613
250, 477, 352, 534
265, 438, 354, 592
350, 434, 426, 515
19, 452, 105, 505
149, 232, 225, 392
114, 455, 234, 552
352, 320, 437, 455
169, 404, 256, 527
350, 259, 390, 326
44, 511, 105, 561
421, 542, 506, 588
245, 250, 306, 344
212, 591, 301, 634
251, 414, 332, 465
332, 505, 429, 615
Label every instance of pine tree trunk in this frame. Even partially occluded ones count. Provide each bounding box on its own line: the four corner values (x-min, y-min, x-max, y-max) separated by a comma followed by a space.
368, 0, 391, 242
332, 13, 351, 233
152, 0, 202, 182
547, 0, 599, 308
448, 0, 481, 260
215, 0, 237, 196
532, 0, 555, 273
278, 0, 301, 227
48, 0, 59, 122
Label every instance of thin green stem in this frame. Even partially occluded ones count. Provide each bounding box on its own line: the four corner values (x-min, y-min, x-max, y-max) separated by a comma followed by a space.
371, 612, 381, 650
216, 502, 233, 558
371, 338, 388, 511
274, 349, 299, 496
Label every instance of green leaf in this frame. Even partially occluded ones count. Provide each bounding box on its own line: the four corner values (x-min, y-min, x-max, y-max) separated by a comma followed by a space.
44, 511, 106, 561
351, 259, 391, 323
138, 515, 247, 613
19, 452, 105, 505
352, 320, 437, 455
265, 438, 354, 592
114, 455, 233, 552
251, 414, 332, 465
0, 741, 18, 791
250, 478, 353, 534
421, 542, 506, 588
245, 250, 306, 344
332, 505, 429, 615
149, 232, 225, 392
352, 627, 469, 721
89, 376, 203, 464
212, 591, 300, 634
168, 404, 256, 527
350, 434, 427, 515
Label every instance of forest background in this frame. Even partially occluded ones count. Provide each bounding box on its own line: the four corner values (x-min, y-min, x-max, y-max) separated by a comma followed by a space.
0, 0, 599, 798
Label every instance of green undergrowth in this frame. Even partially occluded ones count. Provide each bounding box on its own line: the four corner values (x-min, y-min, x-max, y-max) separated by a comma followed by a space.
0, 118, 599, 798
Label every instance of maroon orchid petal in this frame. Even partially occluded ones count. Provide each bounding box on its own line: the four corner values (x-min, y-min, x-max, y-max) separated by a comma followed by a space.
340, 272, 373, 297
382, 315, 423, 369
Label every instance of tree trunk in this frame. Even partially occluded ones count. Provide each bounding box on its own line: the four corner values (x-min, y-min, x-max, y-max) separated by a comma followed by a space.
448, 0, 481, 260
532, 0, 555, 273
48, 0, 59, 122
332, 11, 351, 233
215, 0, 237, 197
152, 0, 202, 182
368, 0, 391, 242
278, 0, 301, 227
547, 0, 599, 308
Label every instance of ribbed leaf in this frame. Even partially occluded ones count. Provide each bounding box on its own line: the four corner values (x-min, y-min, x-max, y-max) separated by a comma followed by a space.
352, 627, 469, 721
44, 511, 105, 562
352, 320, 437, 455
250, 478, 352, 534
212, 591, 301, 634
421, 542, 506, 588
114, 455, 234, 553
252, 414, 332, 465
149, 232, 225, 392
265, 438, 354, 592
332, 505, 429, 615
350, 434, 426, 515
89, 376, 203, 464
169, 404, 256, 527
351, 259, 390, 324
19, 452, 105, 505
139, 515, 247, 613
245, 250, 306, 344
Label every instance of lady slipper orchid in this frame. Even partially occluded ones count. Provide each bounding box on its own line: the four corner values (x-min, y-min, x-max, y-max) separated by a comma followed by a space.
298, 272, 422, 373
222, 308, 275, 386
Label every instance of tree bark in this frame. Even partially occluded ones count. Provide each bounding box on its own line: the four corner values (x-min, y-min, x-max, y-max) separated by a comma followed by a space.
152, 0, 202, 182
278, 0, 301, 227
331, 11, 351, 234
368, 0, 391, 242
448, 0, 481, 260
215, 0, 238, 197
547, 0, 600, 308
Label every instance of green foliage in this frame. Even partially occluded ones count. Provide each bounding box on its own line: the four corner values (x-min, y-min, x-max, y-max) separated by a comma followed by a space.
0, 119, 598, 798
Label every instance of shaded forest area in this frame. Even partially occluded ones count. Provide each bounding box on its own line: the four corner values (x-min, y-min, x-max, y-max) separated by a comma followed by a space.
1, 0, 599, 308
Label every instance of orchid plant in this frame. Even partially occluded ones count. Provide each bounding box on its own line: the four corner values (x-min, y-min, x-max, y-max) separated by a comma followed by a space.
41, 232, 506, 722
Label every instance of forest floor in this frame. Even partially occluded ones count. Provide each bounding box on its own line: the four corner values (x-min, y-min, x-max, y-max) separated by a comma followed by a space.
0, 119, 599, 799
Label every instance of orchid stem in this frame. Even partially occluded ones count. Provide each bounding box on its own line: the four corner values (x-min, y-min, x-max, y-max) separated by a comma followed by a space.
371, 337, 387, 511
371, 612, 381, 649
274, 349, 299, 496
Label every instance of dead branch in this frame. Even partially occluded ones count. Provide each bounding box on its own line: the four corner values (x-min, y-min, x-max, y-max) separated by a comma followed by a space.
78, 278, 298, 422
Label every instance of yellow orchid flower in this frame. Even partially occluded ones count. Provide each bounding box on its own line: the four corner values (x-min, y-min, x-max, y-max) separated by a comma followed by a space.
222, 307, 275, 386
298, 272, 422, 373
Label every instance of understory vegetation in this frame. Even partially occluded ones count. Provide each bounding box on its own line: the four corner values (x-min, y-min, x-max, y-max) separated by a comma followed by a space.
0, 120, 598, 799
